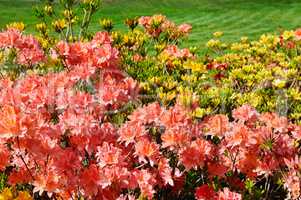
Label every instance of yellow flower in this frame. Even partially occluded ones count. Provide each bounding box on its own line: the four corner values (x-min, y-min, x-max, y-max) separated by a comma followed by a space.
52, 19, 67, 33
44, 5, 53, 16
158, 91, 176, 105
282, 30, 294, 40
151, 14, 166, 28
154, 43, 166, 53
193, 107, 206, 118
183, 61, 206, 73
240, 36, 248, 43
14, 191, 33, 200
163, 79, 177, 90
178, 90, 198, 108
293, 56, 301, 63
63, 9, 74, 19
6, 22, 25, 31
288, 88, 301, 101
273, 79, 286, 89
100, 18, 114, 32
0, 188, 13, 200
206, 39, 221, 48
213, 31, 223, 38
36, 23, 47, 34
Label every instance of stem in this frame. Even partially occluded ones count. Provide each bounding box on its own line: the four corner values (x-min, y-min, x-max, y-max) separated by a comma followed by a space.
264, 175, 270, 199
66, 24, 70, 41
0, 71, 5, 79
16, 137, 35, 181
79, 9, 88, 40
79, 5, 93, 40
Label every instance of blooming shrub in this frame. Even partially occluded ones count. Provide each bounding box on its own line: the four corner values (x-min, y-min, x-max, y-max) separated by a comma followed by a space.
204, 30, 301, 124
1, 69, 301, 199
116, 16, 301, 125
0, 1, 300, 199
0, 29, 140, 199
117, 101, 301, 199
0, 28, 45, 79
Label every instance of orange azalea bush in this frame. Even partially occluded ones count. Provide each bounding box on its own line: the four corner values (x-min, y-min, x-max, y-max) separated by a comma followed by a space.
0, 27, 299, 200
0, 2, 300, 200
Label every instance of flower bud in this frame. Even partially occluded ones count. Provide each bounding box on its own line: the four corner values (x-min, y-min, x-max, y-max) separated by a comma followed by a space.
52, 19, 67, 33
36, 23, 47, 34
63, 9, 74, 20
6, 22, 25, 31
125, 17, 138, 30
44, 5, 53, 16
100, 18, 113, 32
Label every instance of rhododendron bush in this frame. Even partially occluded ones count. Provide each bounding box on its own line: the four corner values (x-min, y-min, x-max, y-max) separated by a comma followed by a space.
0, 29, 142, 199
0, 61, 300, 199
0, 1, 301, 199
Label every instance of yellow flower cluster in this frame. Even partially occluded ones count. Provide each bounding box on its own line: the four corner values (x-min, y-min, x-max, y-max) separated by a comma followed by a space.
6, 22, 25, 31
0, 188, 32, 200
118, 21, 301, 123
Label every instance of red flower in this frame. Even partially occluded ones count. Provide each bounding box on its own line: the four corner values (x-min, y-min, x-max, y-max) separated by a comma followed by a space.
284, 170, 301, 199
0, 144, 9, 170
118, 122, 145, 146
8, 168, 33, 186
195, 184, 217, 200
96, 142, 125, 168
80, 164, 110, 196
207, 162, 228, 178
33, 170, 60, 198
161, 129, 190, 150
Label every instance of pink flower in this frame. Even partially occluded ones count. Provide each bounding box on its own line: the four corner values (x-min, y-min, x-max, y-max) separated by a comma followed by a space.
96, 142, 125, 168
0, 29, 45, 65
133, 169, 156, 200
158, 158, 174, 186
217, 188, 241, 200
232, 105, 258, 123
178, 23, 192, 34
284, 170, 301, 200
138, 16, 151, 27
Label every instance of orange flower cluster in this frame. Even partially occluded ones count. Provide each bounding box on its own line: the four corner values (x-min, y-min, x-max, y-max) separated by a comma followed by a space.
0, 25, 300, 200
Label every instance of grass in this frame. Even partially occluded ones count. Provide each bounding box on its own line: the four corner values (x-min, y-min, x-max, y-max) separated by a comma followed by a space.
1, 0, 301, 48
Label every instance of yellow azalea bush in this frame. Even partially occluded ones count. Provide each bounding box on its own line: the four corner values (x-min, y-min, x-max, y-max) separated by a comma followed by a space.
204, 30, 301, 123
114, 20, 301, 123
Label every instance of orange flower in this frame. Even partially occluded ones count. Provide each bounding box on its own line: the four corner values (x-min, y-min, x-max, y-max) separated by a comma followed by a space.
161, 129, 190, 149
203, 114, 229, 137
135, 138, 160, 166
0, 105, 20, 138
179, 139, 212, 170
295, 28, 301, 40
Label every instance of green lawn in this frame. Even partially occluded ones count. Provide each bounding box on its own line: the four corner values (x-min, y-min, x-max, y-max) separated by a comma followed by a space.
1, 0, 301, 47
